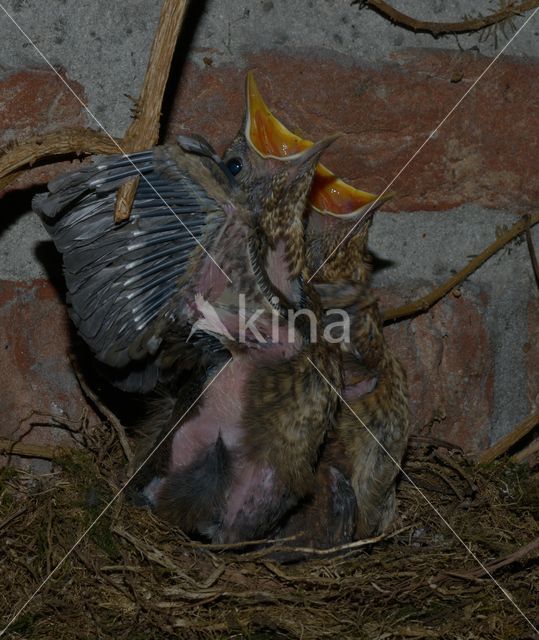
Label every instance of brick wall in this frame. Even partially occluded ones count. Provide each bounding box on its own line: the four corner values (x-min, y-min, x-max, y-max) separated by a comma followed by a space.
1, 1, 537, 466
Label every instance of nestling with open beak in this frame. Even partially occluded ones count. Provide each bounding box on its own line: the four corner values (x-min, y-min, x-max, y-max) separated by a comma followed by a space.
34, 111, 343, 542
232, 73, 410, 542
150, 133, 344, 543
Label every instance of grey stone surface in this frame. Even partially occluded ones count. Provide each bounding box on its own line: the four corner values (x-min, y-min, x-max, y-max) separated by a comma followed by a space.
0, 0, 537, 281
0, 209, 48, 280
0, 0, 161, 136
370, 207, 537, 291
188, 0, 539, 68
371, 207, 538, 444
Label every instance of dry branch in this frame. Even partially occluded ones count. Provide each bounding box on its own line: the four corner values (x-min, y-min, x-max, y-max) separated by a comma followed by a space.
241, 526, 410, 559
0, 437, 60, 460
481, 536, 539, 573
356, 0, 539, 35
438, 536, 539, 583
114, 0, 191, 222
70, 358, 134, 475
0, 128, 120, 191
383, 212, 539, 323
478, 409, 539, 464
525, 214, 539, 289
512, 437, 539, 462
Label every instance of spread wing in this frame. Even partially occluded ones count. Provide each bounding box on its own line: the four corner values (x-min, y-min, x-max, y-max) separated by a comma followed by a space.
33, 144, 230, 392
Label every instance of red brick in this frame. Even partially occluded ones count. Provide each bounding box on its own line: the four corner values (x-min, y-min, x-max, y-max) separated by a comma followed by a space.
0, 68, 85, 142
379, 288, 493, 452
0, 279, 94, 468
2, 53, 536, 464
0, 68, 86, 192
167, 50, 539, 212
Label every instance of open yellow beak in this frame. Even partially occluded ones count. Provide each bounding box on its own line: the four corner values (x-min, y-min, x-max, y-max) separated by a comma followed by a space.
245, 72, 389, 217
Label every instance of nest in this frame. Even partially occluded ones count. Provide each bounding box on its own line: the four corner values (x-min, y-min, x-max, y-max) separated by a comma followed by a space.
1, 416, 538, 640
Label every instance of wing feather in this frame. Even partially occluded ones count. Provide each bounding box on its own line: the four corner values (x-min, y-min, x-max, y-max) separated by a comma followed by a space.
33, 143, 228, 392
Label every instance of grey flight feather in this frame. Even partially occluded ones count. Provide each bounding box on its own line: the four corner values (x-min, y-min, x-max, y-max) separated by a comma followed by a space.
33, 142, 229, 392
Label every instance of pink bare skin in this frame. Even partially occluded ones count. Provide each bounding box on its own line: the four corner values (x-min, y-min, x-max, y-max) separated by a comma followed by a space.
169, 360, 246, 471
149, 334, 302, 541
343, 376, 378, 402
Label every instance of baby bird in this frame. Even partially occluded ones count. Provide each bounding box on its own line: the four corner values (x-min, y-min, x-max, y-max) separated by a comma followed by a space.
306, 210, 410, 538
154, 135, 343, 543
231, 73, 410, 540
35, 131, 343, 543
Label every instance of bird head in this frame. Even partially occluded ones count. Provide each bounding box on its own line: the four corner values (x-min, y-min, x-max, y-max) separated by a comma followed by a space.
227, 72, 391, 283
224, 78, 338, 278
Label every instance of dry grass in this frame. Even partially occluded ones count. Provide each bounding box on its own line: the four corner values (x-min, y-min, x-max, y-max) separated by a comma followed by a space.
1, 418, 538, 640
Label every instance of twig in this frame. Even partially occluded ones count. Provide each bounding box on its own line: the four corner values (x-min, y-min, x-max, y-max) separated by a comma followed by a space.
0, 128, 119, 191
356, 0, 539, 35
422, 463, 464, 501
384, 212, 539, 323
113, 525, 195, 572
408, 435, 464, 452
0, 437, 61, 460
167, 532, 301, 551
478, 409, 539, 464
238, 525, 411, 560
114, 0, 191, 222
478, 536, 539, 573
525, 214, 539, 289
512, 437, 539, 463
432, 450, 476, 495
70, 358, 135, 475
73, 547, 135, 604
0, 507, 27, 531
437, 537, 539, 584
115, 521, 408, 558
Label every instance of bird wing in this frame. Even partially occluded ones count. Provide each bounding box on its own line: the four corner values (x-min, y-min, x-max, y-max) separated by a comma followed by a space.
33, 144, 231, 392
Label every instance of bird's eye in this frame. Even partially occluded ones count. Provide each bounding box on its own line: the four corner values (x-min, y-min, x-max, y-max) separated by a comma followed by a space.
226, 157, 243, 176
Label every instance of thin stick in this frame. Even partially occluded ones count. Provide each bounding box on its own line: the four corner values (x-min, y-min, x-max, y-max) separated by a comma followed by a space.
357, 0, 539, 35
478, 409, 539, 464
383, 212, 539, 323
0, 128, 119, 191
525, 214, 539, 289
238, 526, 411, 560
512, 437, 539, 462
0, 437, 60, 460
114, 0, 191, 222
479, 537, 539, 574
0, 507, 27, 531
440, 537, 539, 583
70, 358, 135, 475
